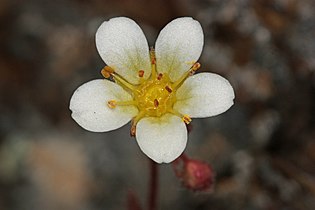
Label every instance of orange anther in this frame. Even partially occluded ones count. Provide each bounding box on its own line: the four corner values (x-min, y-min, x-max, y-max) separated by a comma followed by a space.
150, 47, 156, 64
107, 100, 116, 108
151, 58, 156, 65
138, 70, 144, 78
192, 62, 201, 71
182, 115, 192, 124
157, 73, 163, 80
101, 66, 115, 78
189, 62, 201, 76
154, 99, 159, 108
101, 71, 111, 78
165, 86, 172, 93
130, 125, 136, 137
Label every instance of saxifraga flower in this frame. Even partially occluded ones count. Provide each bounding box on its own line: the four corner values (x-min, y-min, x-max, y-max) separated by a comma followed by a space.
69, 17, 235, 163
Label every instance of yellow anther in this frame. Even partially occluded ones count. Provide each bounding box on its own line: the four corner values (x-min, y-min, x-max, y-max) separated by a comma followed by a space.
107, 100, 116, 109
165, 85, 172, 93
101, 66, 115, 78
138, 70, 144, 78
182, 115, 192, 124
154, 99, 159, 108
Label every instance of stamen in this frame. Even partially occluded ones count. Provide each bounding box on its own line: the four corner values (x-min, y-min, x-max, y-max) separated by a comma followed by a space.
107, 100, 137, 108
172, 62, 201, 89
130, 124, 136, 137
185, 60, 197, 65
154, 99, 159, 108
192, 62, 201, 71
190, 62, 201, 76
150, 47, 156, 65
101, 66, 136, 91
101, 66, 115, 78
150, 47, 157, 78
130, 111, 146, 137
157, 73, 163, 80
182, 115, 192, 124
169, 109, 192, 124
112, 73, 136, 91
138, 70, 144, 78
165, 85, 172, 93
107, 100, 116, 108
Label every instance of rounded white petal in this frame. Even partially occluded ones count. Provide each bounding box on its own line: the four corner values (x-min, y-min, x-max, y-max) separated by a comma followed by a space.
96, 17, 151, 84
70, 79, 138, 132
155, 17, 204, 82
174, 73, 235, 118
136, 114, 187, 163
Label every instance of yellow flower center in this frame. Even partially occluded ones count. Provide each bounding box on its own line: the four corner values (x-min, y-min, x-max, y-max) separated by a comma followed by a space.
102, 48, 200, 136
135, 73, 174, 117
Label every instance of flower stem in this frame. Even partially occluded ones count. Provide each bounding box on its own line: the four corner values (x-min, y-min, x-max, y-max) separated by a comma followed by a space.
148, 160, 158, 210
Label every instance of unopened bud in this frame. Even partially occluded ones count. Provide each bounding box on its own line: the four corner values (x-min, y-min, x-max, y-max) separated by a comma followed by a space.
172, 154, 214, 191
183, 159, 214, 191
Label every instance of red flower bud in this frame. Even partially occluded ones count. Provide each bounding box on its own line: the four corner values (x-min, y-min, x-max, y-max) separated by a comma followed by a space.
172, 154, 214, 192
184, 159, 214, 191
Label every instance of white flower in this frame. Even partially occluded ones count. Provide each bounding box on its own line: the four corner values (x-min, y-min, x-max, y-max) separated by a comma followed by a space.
70, 17, 235, 163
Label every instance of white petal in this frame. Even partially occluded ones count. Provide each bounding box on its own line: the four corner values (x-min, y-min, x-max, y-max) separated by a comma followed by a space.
135, 114, 187, 163
96, 17, 151, 84
174, 73, 235, 118
155, 17, 204, 82
70, 79, 138, 132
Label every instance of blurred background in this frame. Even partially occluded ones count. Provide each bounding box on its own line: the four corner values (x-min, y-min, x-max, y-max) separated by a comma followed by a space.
1, 0, 315, 209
